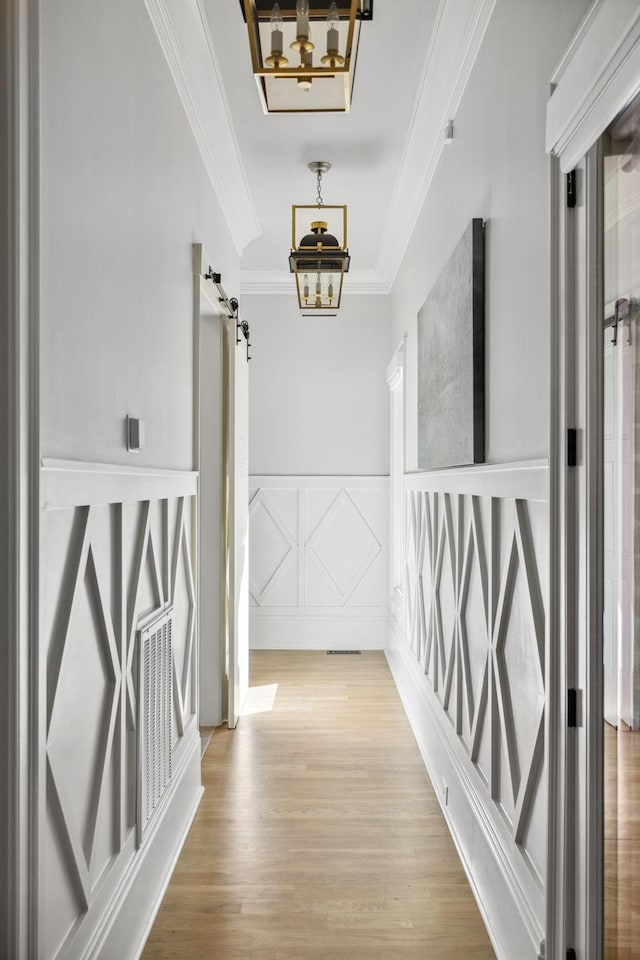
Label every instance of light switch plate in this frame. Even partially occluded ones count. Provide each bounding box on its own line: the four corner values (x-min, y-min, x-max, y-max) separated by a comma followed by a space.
126, 415, 145, 453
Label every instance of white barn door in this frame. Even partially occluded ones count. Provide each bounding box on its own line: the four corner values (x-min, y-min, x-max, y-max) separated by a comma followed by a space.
603, 314, 636, 729
226, 319, 250, 728
603, 327, 619, 727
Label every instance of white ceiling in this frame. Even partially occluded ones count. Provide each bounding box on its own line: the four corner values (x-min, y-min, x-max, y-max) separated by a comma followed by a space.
202, 0, 441, 284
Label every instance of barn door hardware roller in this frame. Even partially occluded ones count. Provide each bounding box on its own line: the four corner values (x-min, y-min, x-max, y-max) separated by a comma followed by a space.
203, 267, 251, 361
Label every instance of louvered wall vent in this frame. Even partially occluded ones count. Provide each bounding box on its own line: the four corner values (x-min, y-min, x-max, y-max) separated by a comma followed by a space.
136, 604, 174, 847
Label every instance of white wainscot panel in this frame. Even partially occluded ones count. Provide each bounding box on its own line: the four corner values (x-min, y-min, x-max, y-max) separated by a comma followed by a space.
387, 461, 549, 960
249, 476, 389, 649
39, 461, 202, 960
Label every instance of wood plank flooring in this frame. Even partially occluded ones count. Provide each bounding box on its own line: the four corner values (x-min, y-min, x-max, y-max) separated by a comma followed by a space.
142, 651, 495, 960
605, 723, 640, 959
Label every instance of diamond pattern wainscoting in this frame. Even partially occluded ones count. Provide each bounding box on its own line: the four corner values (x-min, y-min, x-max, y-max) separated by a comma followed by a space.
37, 461, 202, 960
249, 476, 389, 649
386, 461, 550, 960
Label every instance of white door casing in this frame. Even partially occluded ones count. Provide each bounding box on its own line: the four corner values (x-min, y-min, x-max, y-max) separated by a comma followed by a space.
1, 2, 39, 956
387, 337, 406, 633
547, 3, 640, 956
226, 317, 249, 728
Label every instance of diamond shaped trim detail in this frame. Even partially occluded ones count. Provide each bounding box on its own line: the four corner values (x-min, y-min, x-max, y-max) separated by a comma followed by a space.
248, 493, 296, 603
307, 490, 382, 603
404, 490, 546, 854
46, 508, 121, 908
171, 497, 196, 737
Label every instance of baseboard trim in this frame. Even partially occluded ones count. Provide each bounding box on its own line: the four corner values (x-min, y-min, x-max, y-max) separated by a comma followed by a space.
131, 786, 203, 960
86, 732, 203, 960
250, 615, 387, 650
385, 625, 545, 960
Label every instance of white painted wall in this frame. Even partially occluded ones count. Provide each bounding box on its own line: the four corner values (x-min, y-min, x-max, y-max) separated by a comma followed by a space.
243, 293, 390, 476
39, 0, 240, 469
391, 0, 592, 470
243, 293, 391, 650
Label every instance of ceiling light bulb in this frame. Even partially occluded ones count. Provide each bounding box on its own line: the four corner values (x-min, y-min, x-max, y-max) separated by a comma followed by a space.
291, 0, 313, 55
296, 0, 309, 38
315, 273, 322, 295
270, 3, 284, 58
303, 274, 310, 301
328, 275, 334, 301
322, 0, 344, 67
265, 1, 289, 66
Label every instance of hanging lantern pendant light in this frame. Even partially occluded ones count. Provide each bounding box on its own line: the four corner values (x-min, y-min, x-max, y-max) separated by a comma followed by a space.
289, 161, 350, 313
240, 0, 374, 114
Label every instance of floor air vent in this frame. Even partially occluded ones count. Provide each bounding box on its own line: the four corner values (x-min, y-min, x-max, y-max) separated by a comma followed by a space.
136, 605, 174, 847
327, 650, 362, 655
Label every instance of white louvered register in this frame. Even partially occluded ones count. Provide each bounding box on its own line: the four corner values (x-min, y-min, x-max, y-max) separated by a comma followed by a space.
136, 605, 174, 847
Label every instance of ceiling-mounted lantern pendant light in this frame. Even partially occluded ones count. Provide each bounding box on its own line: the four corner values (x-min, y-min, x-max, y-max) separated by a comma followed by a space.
289, 161, 350, 314
240, 0, 373, 114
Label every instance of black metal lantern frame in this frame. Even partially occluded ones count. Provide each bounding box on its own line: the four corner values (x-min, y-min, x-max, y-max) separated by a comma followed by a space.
240, 0, 373, 114
289, 203, 350, 310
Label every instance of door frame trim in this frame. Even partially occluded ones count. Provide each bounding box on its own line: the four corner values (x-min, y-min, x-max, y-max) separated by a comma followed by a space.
193, 244, 227, 727
1, 1, 40, 956
547, 150, 572, 960
224, 315, 249, 729
547, 4, 640, 953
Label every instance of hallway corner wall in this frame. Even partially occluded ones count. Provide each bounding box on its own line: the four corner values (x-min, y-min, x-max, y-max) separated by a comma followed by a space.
243, 294, 391, 650
249, 475, 389, 650
386, 1, 593, 958
32, 1, 243, 956
387, 463, 549, 960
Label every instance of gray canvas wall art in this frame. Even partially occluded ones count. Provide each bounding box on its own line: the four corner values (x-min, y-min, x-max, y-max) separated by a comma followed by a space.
417, 218, 485, 470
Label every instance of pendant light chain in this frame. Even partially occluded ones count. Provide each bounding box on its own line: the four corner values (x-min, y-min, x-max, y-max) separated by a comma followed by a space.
291, 160, 349, 311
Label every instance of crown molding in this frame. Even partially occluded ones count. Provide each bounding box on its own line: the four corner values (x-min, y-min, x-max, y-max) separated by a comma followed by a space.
375, 0, 498, 290
239, 269, 391, 296
546, 0, 640, 172
143, 0, 260, 255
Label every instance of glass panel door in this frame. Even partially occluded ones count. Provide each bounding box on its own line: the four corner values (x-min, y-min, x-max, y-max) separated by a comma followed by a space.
602, 90, 640, 959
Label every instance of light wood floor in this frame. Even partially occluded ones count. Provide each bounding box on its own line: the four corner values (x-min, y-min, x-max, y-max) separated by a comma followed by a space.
605, 723, 640, 959
142, 651, 495, 960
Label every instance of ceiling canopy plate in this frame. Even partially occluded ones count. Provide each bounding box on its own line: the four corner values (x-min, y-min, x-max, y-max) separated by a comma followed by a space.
239, 0, 373, 22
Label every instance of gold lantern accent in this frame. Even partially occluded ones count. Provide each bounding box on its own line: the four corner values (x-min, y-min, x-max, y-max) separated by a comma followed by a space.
241, 0, 373, 114
289, 161, 350, 313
